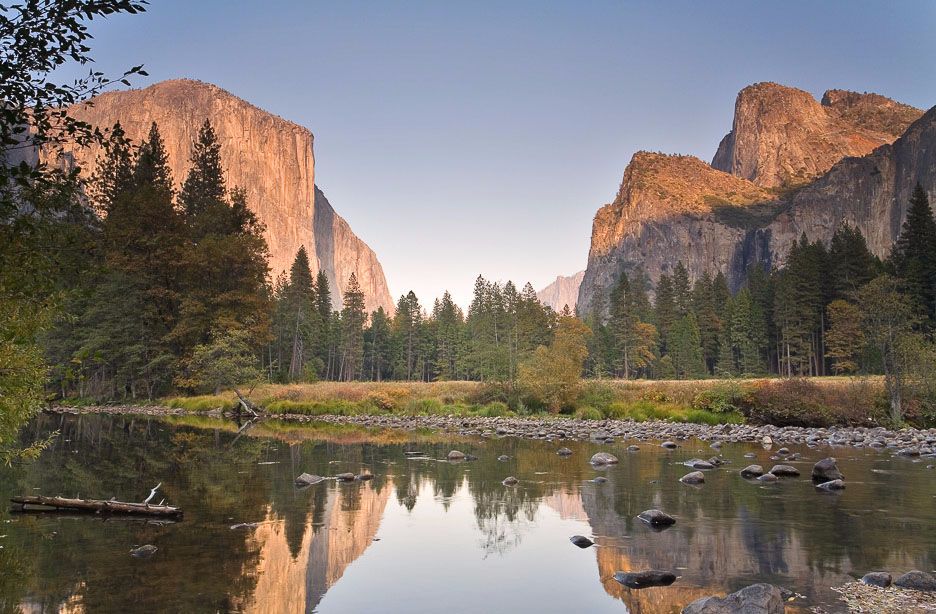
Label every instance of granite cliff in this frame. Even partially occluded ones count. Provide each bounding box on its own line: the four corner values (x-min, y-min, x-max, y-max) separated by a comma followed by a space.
711, 82, 922, 188
578, 83, 930, 316
536, 271, 584, 311
54, 79, 393, 313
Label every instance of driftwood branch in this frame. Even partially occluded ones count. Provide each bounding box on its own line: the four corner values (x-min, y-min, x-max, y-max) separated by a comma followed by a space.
11, 495, 183, 519
233, 388, 263, 418
143, 482, 161, 504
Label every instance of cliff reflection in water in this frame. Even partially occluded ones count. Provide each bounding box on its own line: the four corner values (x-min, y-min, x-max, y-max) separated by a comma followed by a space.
3, 413, 936, 613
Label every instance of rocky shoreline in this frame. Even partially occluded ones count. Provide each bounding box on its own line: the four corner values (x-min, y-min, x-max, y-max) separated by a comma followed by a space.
49, 405, 936, 453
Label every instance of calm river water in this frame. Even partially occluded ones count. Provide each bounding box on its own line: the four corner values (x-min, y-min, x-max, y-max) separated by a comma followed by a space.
1, 413, 935, 613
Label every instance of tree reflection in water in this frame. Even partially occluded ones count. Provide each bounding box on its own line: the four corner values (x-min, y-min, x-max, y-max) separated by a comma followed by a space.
1, 413, 935, 613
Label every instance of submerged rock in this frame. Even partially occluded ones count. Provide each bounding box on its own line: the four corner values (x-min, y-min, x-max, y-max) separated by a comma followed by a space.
816, 479, 845, 491
355, 473, 375, 481
557, 447, 573, 456
680, 471, 705, 485
638, 509, 676, 527
740, 464, 764, 478
447, 450, 466, 460
591, 476, 608, 484
130, 544, 158, 558
861, 572, 892, 588
894, 570, 936, 591
569, 535, 593, 548
627, 445, 640, 452
497, 455, 510, 462
682, 583, 784, 614
589, 452, 618, 465
502, 476, 519, 486
661, 441, 678, 449
685, 459, 715, 470
294, 473, 325, 487
757, 473, 779, 483
335, 473, 356, 481
613, 570, 676, 589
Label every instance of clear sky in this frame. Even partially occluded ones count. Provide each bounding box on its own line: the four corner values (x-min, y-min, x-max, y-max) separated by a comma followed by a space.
71, 0, 936, 307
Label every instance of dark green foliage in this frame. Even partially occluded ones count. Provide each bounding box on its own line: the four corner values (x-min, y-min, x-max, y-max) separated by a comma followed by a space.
890, 184, 936, 325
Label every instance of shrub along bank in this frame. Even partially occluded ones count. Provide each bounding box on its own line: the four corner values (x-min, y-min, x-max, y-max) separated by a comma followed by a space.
150, 376, 902, 428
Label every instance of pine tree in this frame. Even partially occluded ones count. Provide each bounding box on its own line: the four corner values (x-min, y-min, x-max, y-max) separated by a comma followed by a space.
891, 184, 936, 325
691, 273, 721, 374
829, 223, 880, 299
338, 273, 366, 380
364, 307, 393, 381
92, 123, 134, 213
179, 119, 226, 222
653, 273, 676, 353
668, 313, 706, 379
133, 122, 173, 192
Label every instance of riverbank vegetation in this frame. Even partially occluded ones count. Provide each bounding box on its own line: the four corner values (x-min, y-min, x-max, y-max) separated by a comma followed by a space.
129, 376, 888, 428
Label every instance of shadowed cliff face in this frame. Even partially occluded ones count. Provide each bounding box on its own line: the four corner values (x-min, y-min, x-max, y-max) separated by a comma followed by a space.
52, 79, 393, 313
578, 83, 933, 317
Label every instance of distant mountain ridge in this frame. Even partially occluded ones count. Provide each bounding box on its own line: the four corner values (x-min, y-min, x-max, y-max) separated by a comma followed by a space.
52, 79, 394, 313
536, 271, 584, 311
578, 83, 932, 316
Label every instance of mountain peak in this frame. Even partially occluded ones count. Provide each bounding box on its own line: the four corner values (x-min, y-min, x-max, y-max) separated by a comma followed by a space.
712, 82, 923, 188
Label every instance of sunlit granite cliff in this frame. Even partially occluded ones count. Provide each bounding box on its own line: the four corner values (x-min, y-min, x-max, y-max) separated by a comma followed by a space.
55, 79, 394, 313
578, 84, 932, 316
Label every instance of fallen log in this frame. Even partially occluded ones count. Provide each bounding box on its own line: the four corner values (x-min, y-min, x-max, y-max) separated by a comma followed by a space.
10, 495, 183, 519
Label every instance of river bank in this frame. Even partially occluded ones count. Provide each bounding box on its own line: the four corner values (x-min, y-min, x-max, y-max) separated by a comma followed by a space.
49, 404, 936, 452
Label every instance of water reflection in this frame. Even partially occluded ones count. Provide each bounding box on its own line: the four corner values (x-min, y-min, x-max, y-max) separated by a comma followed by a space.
2, 413, 935, 613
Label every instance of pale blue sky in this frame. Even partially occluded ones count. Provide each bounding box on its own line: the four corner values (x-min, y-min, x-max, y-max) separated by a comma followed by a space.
71, 1, 936, 306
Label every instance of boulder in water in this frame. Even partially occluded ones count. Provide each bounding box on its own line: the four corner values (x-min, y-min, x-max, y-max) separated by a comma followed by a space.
589, 452, 618, 465
894, 570, 936, 591
637, 509, 676, 527
569, 535, 593, 548
613, 570, 676, 589
682, 583, 784, 614
295, 473, 325, 486
812, 457, 844, 483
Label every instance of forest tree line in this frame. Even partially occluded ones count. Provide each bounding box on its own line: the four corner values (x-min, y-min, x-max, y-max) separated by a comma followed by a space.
36, 116, 936, 423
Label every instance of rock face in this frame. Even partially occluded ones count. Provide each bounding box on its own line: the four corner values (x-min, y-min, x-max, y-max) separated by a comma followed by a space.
54, 79, 393, 313
578, 83, 931, 316
536, 271, 584, 311
712, 82, 921, 189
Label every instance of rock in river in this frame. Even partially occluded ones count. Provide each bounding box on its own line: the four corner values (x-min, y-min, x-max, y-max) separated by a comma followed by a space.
894, 570, 936, 591
680, 471, 705, 485
613, 570, 676, 589
497, 455, 510, 462
661, 441, 678, 449
815, 479, 845, 491
812, 457, 844, 483
502, 476, 519, 486
769, 464, 800, 477
557, 447, 573, 456
335, 473, 355, 481
682, 583, 784, 614
570, 535, 593, 548
638, 509, 676, 527
355, 473, 374, 481
447, 450, 466, 460
861, 572, 892, 588
740, 464, 764, 478
294, 473, 325, 487
130, 544, 158, 558
590, 452, 618, 465
757, 473, 779, 483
